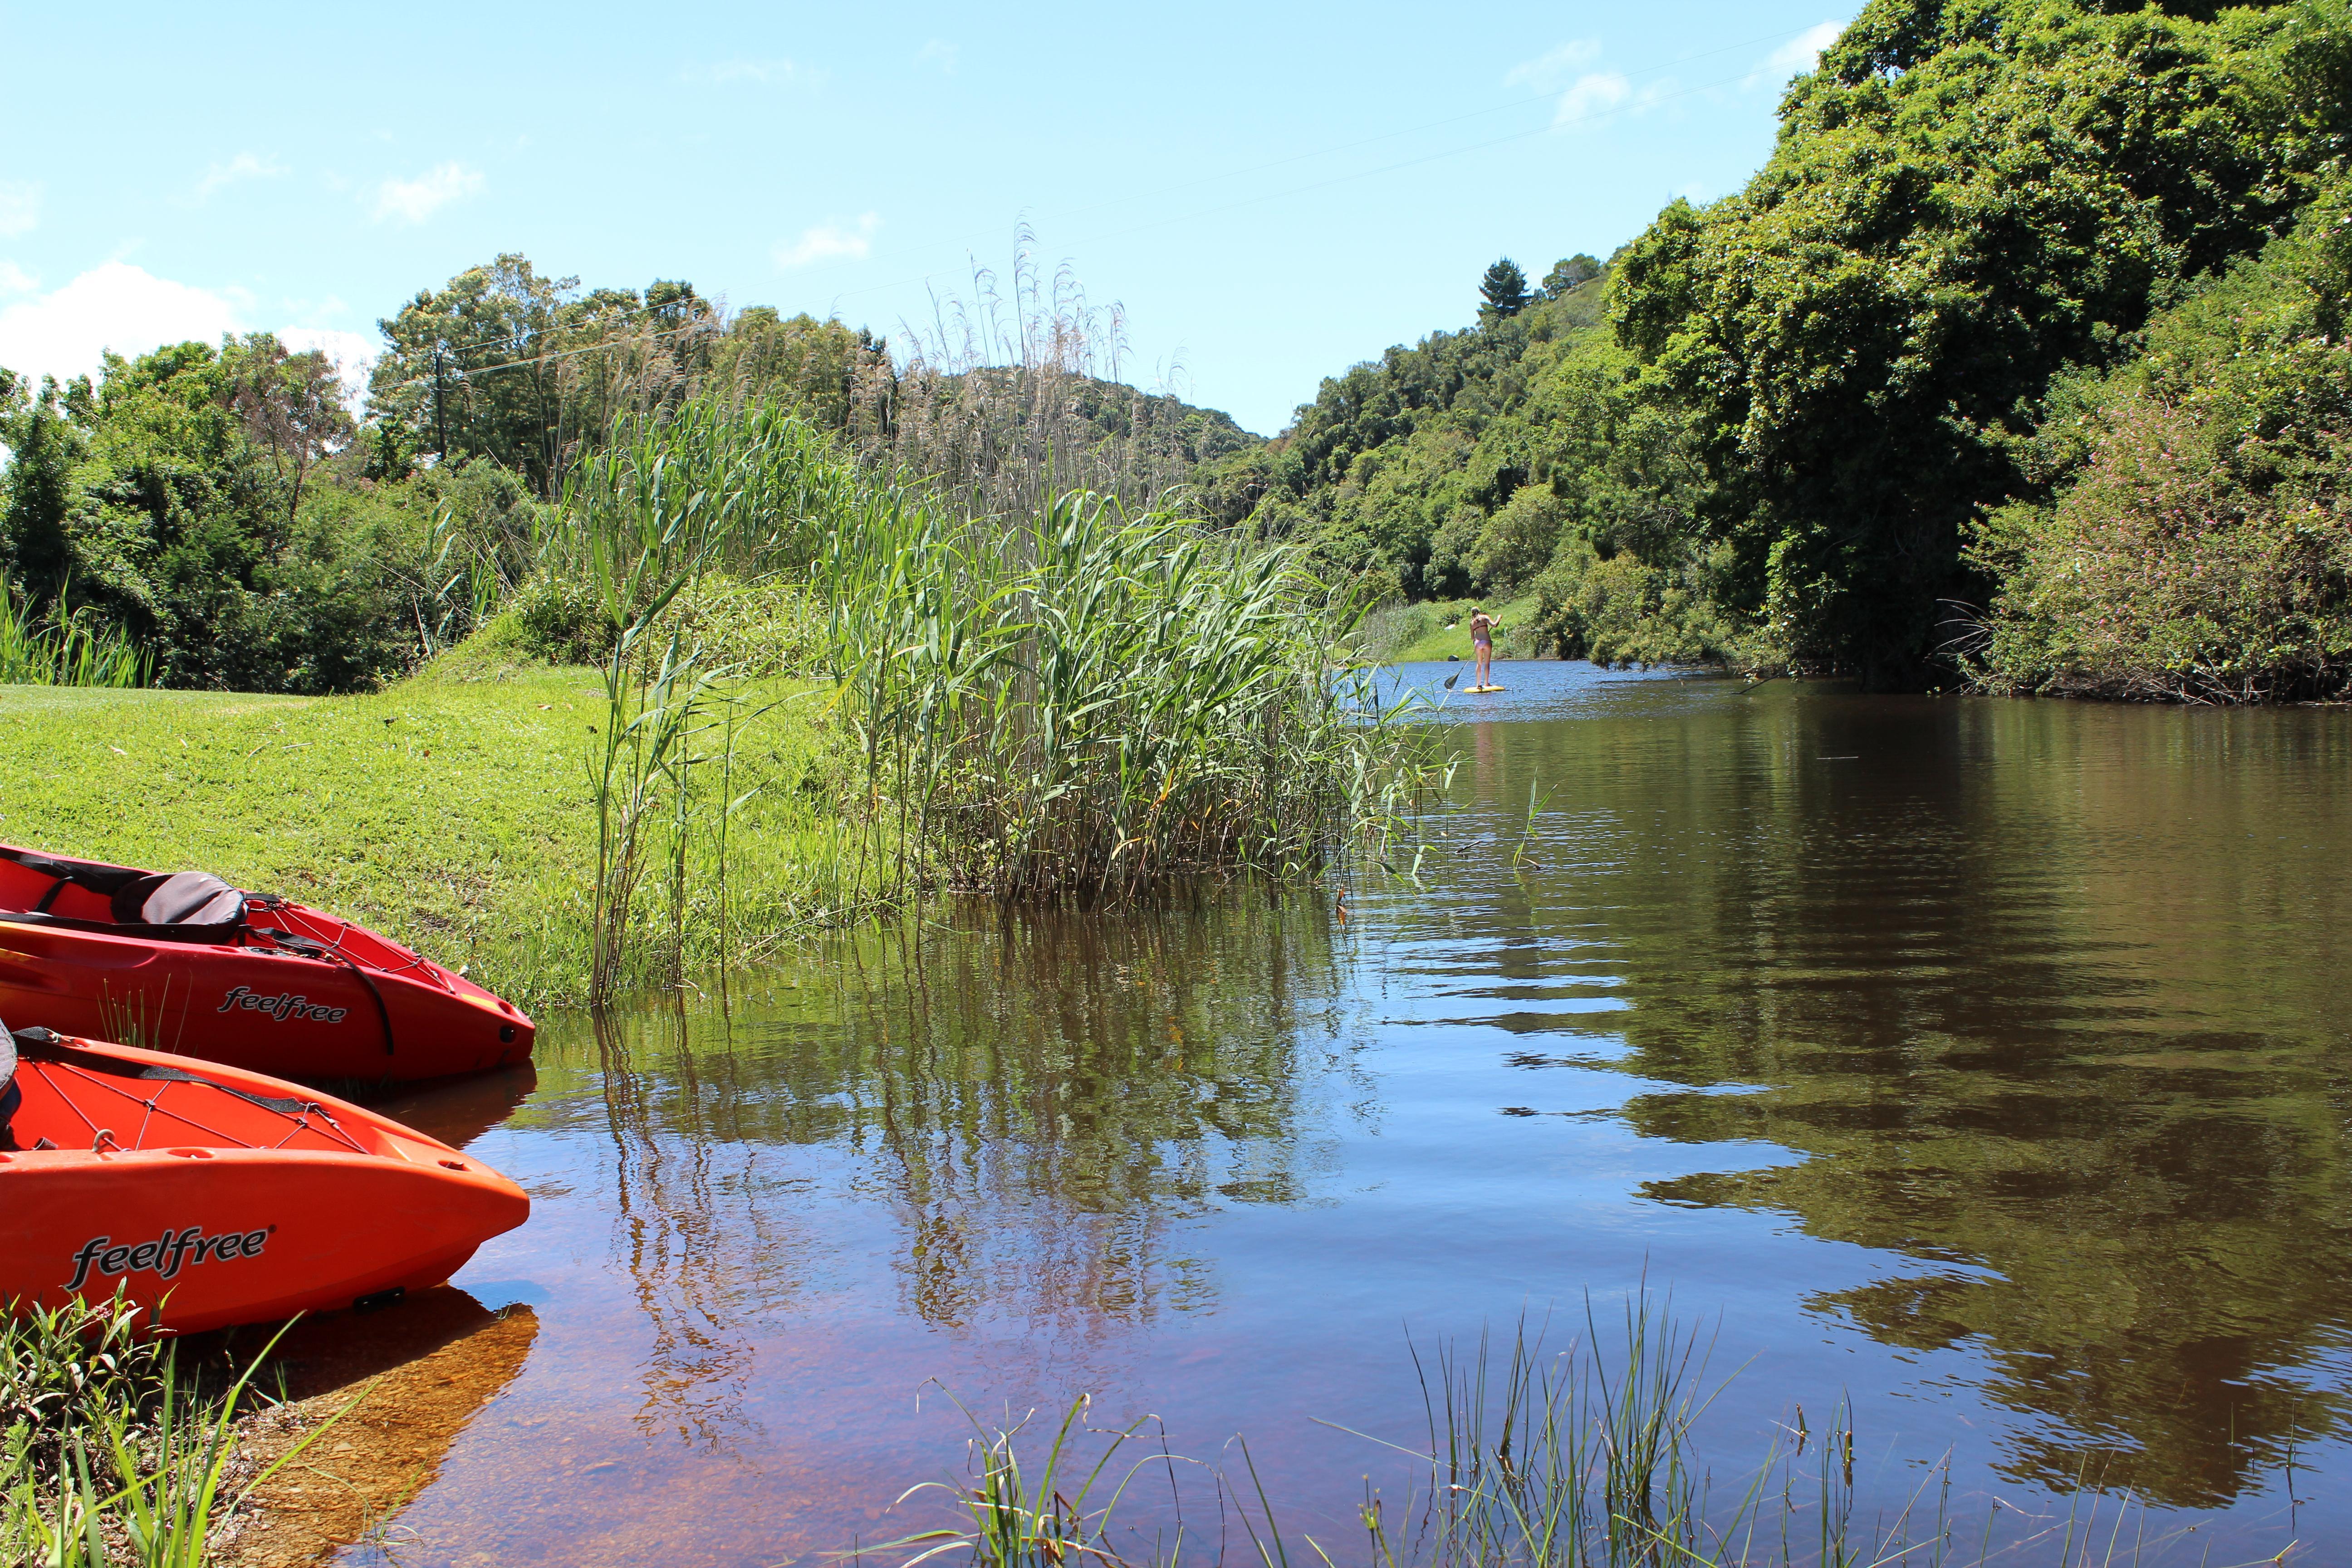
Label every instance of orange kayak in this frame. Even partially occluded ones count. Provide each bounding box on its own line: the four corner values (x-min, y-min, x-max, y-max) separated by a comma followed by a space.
0, 1024, 529, 1334
0, 844, 533, 1085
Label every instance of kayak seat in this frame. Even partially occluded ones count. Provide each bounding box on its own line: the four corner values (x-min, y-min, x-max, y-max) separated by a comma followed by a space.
110, 872, 246, 932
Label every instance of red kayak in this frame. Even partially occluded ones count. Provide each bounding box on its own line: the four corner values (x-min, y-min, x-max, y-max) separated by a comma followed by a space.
0, 1024, 529, 1334
0, 844, 533, 1085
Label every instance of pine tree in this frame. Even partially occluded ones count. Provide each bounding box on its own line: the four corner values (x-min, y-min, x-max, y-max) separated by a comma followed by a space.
1478, 258, 1531, 322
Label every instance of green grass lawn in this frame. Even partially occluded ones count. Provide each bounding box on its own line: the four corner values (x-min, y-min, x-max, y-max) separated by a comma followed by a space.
0, 657, 867, 1009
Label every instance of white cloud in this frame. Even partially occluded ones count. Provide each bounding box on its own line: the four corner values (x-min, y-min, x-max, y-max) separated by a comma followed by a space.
0, 261, 35, 294
1554, 72, 1632, 125
0, 263, 382, 413
0, 263, 241, 386
1505, 40, 1600, 91
1507, 43, 1669, 130
1749, 20, 1846, 88
695, 57, 804, 84
371, 162, 484, 225
189, 152, 286, 204
0, 181, 40, 239
279, 326, 379, 414
775, 213, 881, 269
919, 39, 959, 74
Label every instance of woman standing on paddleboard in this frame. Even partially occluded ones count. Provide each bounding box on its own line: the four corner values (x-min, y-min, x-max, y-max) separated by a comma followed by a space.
1469, 606, 1495, 691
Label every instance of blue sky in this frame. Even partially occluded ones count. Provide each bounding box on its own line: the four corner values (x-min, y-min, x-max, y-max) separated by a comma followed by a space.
0, 2, 1845, 435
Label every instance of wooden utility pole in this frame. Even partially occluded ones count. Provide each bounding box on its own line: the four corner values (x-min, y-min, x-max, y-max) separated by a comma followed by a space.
431, 345, 449, 460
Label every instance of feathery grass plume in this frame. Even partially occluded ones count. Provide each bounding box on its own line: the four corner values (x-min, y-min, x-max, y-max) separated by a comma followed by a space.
883, 227, 1225, 519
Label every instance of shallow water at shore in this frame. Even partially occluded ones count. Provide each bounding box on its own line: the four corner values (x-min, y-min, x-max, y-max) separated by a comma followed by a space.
342, 663, 2352, 1565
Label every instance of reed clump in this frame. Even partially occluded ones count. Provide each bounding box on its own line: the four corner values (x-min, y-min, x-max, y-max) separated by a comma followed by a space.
538, 393, 1413, 990
0, 584, 149, 689
817, 485, 1406, 898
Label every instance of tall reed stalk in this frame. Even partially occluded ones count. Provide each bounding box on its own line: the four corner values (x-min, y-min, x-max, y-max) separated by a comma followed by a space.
0, 582, 148, 688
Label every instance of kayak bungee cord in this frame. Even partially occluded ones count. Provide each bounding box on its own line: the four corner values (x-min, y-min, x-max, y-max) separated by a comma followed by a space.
12, 1030, 370, 1156
252, 894, 449, 990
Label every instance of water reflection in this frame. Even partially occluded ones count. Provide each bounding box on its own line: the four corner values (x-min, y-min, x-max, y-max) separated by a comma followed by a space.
1398, 671, 2352, 1506
518, 897, 1362, 1462
231, 1288, 538, 1566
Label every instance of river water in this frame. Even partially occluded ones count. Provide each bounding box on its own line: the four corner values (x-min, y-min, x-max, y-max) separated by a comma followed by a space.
357, 662, 2352, 1566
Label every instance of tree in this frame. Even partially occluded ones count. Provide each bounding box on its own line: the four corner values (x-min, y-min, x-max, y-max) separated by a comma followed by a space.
1610, 0, 2352, 684
1542, 255, 1601, 298
364, 255, 724, 495
223, 334, 353, 527
0, 372, 83, 595
1479, 258, 1530, 322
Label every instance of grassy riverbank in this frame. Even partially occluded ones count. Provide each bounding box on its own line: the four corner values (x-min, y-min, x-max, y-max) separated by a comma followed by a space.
0, 652, 870, 1009
1359, 593, 1541, 664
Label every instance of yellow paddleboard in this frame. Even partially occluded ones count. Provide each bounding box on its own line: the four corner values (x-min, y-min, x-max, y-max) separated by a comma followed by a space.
1464, 685, 1507, 694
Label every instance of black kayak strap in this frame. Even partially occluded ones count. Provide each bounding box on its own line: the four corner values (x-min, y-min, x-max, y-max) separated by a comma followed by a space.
10, 1027, 318, 1116
263, 932, 397, 1057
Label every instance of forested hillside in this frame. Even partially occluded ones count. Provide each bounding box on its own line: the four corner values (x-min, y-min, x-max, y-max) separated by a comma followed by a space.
1235, 0, 2352, 695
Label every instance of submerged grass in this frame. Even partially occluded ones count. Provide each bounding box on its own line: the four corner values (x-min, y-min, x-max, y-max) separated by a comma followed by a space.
869, 1298, 2289, 1568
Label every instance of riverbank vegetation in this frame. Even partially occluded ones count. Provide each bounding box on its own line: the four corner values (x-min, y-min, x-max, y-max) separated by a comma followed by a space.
0, 1297, 342, 1568
543, 397, 1407, 965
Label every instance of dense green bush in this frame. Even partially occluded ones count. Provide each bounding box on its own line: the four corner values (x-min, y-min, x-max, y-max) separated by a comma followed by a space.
1610, 0, 2352, 685
1972, 181, 2352, 700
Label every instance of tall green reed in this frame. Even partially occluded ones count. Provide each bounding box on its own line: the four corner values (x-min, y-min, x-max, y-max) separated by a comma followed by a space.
0, 583, 148, 688
815, 485, 1415, 899
544, 395, 1414, 979
549, 402, 876, 996
3, 1297, 352, 1568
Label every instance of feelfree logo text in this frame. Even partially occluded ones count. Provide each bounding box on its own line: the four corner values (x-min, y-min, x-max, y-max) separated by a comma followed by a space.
217, 986, 348, 1024
64, 1224, 275, 1292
